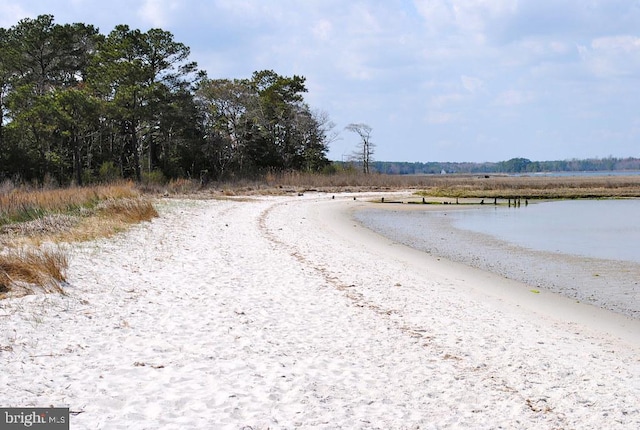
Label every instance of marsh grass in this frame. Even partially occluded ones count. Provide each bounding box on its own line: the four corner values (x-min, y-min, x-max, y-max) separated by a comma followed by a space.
0, 247, 68, 297
96, 198, 159, 222
415, 175, 640, 198
0, 182, 139, 226
0, 182, 158, 297
1, 183, 157, 240
147, 171, 640, 199
65, 198, 159, 242
246, 171, 640, 198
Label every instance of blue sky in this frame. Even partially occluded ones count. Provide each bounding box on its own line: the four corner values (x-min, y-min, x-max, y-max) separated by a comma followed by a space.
2, 0, 640, 163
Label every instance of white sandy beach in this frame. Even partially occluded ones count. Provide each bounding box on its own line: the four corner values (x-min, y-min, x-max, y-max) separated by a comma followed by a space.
1, 193, 639, 429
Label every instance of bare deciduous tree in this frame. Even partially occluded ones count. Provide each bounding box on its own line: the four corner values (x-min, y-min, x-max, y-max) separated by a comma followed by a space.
345, 123, 374, 174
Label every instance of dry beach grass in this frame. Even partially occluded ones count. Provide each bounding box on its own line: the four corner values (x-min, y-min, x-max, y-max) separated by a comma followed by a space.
0, 247, 68, 296
0, 182, 158, 297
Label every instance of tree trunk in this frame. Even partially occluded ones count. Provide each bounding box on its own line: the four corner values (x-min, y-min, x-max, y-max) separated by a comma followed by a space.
131, 128, 141, 182
72, 134, 83, 186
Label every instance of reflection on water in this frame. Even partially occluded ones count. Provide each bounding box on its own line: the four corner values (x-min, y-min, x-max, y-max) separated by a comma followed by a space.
449, 199, 640, 264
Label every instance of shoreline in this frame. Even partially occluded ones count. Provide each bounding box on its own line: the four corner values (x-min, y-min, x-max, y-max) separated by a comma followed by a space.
347, 193, 640, 320
0, 193, 639, 429
321, 193, 640, 347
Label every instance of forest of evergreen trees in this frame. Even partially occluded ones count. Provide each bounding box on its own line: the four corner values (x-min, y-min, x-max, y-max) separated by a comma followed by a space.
0, 15, 333, 185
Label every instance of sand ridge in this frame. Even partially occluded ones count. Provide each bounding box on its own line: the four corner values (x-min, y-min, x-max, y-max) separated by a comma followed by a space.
0, 193, 638, 429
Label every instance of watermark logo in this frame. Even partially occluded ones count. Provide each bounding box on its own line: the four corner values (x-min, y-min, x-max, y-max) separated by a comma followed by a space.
0, 408, 69, 429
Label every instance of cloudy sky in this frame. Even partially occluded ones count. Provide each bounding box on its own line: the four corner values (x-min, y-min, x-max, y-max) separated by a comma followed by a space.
2, 0, 640, 163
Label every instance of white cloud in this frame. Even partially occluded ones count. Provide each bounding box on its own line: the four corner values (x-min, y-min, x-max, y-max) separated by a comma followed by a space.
430, 93, 465, 108
348, 3, 383, 36
493, 90, 535, 106
312, 19, 333, 41
137, 0, 180, 27
0, 2, 29, 27
516, 39, 571, 58
213, 0, 267, 17
426, 111, 456, 124
580, 35, 640, 78
591, 35, 640, 52
450, 0, 517, 32
461, 75, 484, 93
549, 40, 570, 54
414, 0, 517, 43
412, 0, 454, 33
338, 50, 375, 81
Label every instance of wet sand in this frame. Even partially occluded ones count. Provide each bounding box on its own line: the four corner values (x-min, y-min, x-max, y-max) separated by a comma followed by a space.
354, 197, 640, 320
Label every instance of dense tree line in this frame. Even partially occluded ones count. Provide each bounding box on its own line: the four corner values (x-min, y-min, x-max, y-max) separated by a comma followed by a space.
0, 15, 332, 185
373, 157, 640, 175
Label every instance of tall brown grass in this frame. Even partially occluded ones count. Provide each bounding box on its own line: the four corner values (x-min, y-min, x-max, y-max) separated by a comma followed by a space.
95, 198, 159, 222
0, 181, 139, 226
0, 247, 68, 297
0, 181, 158, 298
63, 198, 159, 242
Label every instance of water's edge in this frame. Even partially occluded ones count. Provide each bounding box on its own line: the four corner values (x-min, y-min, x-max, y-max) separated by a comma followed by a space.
354, 206, 640, 320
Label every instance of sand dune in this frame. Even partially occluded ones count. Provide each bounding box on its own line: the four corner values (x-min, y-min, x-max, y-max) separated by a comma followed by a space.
1, 193, 639, 429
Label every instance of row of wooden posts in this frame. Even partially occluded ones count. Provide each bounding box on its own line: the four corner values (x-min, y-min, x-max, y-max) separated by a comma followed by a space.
378, 197, 529, 206
480, 197, 528, 207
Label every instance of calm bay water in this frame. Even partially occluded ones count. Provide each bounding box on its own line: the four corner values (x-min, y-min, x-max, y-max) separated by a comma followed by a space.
355, 199, 640, 318
448, 199, 640, 263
